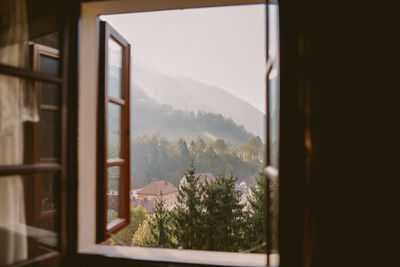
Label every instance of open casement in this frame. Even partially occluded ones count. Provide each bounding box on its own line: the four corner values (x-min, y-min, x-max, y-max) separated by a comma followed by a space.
97, 21, 131, 242
23, 44, 62, 233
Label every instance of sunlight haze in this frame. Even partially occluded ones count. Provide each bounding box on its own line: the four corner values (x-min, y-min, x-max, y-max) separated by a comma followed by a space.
101, 4, 266, 113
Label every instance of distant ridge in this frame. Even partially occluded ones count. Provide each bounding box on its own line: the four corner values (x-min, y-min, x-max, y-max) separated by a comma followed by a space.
132, 65, 266, 142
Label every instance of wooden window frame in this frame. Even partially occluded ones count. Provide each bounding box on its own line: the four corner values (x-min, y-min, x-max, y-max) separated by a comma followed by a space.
0, 43, 68, 266
78, 1, 269, 266
97, 20, 131, 242
22, 43, 62, 237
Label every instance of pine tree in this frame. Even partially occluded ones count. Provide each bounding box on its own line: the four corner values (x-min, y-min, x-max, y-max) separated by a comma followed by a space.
245, 171, 266, 252
147, 193, 174, 248
201, 172, 245, 251
172, 162, 203, 249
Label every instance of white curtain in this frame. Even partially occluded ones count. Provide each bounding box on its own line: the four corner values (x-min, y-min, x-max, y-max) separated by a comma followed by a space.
0, 0, 38, 264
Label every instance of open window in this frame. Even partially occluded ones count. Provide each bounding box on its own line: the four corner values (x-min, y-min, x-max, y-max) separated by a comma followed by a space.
78, 0, 270, 266
23, 44, 61, 233
0, 0, 73, 265
97, 21, 131, 241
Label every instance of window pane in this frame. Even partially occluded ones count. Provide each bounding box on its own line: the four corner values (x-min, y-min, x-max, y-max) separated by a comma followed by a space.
40, 173, 58, 213
41, 82, 60, 106
107, 166, 121, 224
268, 4, 280, 168
39, 55, 59, 76
0, 75, 37, 166
40, 110, 60, 158
107, 103, 122, 159
0, 0, 60, 69
267, 3, 279, 256
107, 38, 123, 99
0, 174, 59, 265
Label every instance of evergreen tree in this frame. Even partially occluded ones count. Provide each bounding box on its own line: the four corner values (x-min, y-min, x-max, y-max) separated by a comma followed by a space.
172, 162, 204, 249
148, 193, 175, 248
202, 173, 245, 251
245, 171, 266, 252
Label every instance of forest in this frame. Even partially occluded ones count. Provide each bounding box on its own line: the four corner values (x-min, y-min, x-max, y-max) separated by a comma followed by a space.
130, 135, 265, 188
110, 165, 275, 253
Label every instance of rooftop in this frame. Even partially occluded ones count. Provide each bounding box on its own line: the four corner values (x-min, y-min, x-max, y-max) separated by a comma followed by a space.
137, 180, 178, 196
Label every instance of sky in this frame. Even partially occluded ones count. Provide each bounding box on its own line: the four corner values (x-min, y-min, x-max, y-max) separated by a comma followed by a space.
101, 4, 267, 113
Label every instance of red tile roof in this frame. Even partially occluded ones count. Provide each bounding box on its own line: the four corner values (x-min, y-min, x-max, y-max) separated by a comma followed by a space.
137, 180, 178, 196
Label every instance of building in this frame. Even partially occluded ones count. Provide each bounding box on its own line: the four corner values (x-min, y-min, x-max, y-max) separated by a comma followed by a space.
237, 177, 257, 205
130, 197, 156, 214
136, 180, 178, 210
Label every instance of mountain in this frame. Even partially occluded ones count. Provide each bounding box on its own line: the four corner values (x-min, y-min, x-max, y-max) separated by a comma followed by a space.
131, 83, 253, 147
132, 65, 266, 142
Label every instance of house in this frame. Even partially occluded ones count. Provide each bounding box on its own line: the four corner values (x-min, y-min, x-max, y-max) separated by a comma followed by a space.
237, 177, 257, 205
130, 197, 156, 214
136, 180, 178, 209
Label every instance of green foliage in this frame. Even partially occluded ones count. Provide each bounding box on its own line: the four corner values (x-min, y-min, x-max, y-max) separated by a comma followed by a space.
201, 173, 246, 251
110, 205, 148, 246
131, 219, 153, 247
245, 171, 266, 252
147, 194, 175, 248
131, 135, 264, 188
131, 91, 255, 147
172, 164, 247, 252
172, 162, 204, 249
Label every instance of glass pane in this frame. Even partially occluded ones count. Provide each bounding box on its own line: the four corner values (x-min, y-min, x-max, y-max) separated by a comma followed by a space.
0, 173, 59, 265
41, 82, 60, 106
40, 173, 58, 213
0, 75, 37, 166
107, 103, 122, 159
40, 110, 60, 158
107, 38, 123, 99
107, 166, 121, 224
39, 55, 59, 76
268, 4, 280, 168
0, 0, 59, 68
30, 32, 59, 50
267, 3, 279, 258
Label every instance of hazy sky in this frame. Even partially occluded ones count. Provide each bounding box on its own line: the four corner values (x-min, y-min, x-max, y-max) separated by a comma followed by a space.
102, 4, 266, 113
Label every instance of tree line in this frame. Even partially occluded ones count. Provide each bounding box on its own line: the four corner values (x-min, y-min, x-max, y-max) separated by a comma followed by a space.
111, 163, 268, 253
131, 134, 264, 188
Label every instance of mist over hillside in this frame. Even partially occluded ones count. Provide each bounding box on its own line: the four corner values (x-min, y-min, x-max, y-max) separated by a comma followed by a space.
131, 83, 253, 147
132, 65, 266, 142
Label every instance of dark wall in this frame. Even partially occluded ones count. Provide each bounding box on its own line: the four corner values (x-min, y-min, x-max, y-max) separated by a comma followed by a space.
279, 1, 399, 267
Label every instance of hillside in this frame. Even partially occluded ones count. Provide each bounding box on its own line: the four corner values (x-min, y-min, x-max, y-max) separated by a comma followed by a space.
132, 65, 266, 142
131, 83, 253, 147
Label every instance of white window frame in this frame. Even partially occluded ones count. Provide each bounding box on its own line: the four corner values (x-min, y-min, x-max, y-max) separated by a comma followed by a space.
78, 0, 272, 266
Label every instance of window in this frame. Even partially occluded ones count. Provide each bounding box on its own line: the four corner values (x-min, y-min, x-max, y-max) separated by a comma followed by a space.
0, 0, 71, 265
24, 43, 61, 234
78, 0, 270, 266
97, 21, 131, 241
265, 1, 279, 260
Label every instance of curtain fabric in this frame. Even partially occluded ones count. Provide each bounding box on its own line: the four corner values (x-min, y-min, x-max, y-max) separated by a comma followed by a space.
0, 0, 37, 265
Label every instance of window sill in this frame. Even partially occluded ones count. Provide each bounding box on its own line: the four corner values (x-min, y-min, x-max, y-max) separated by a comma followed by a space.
80, 245, 274, 267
